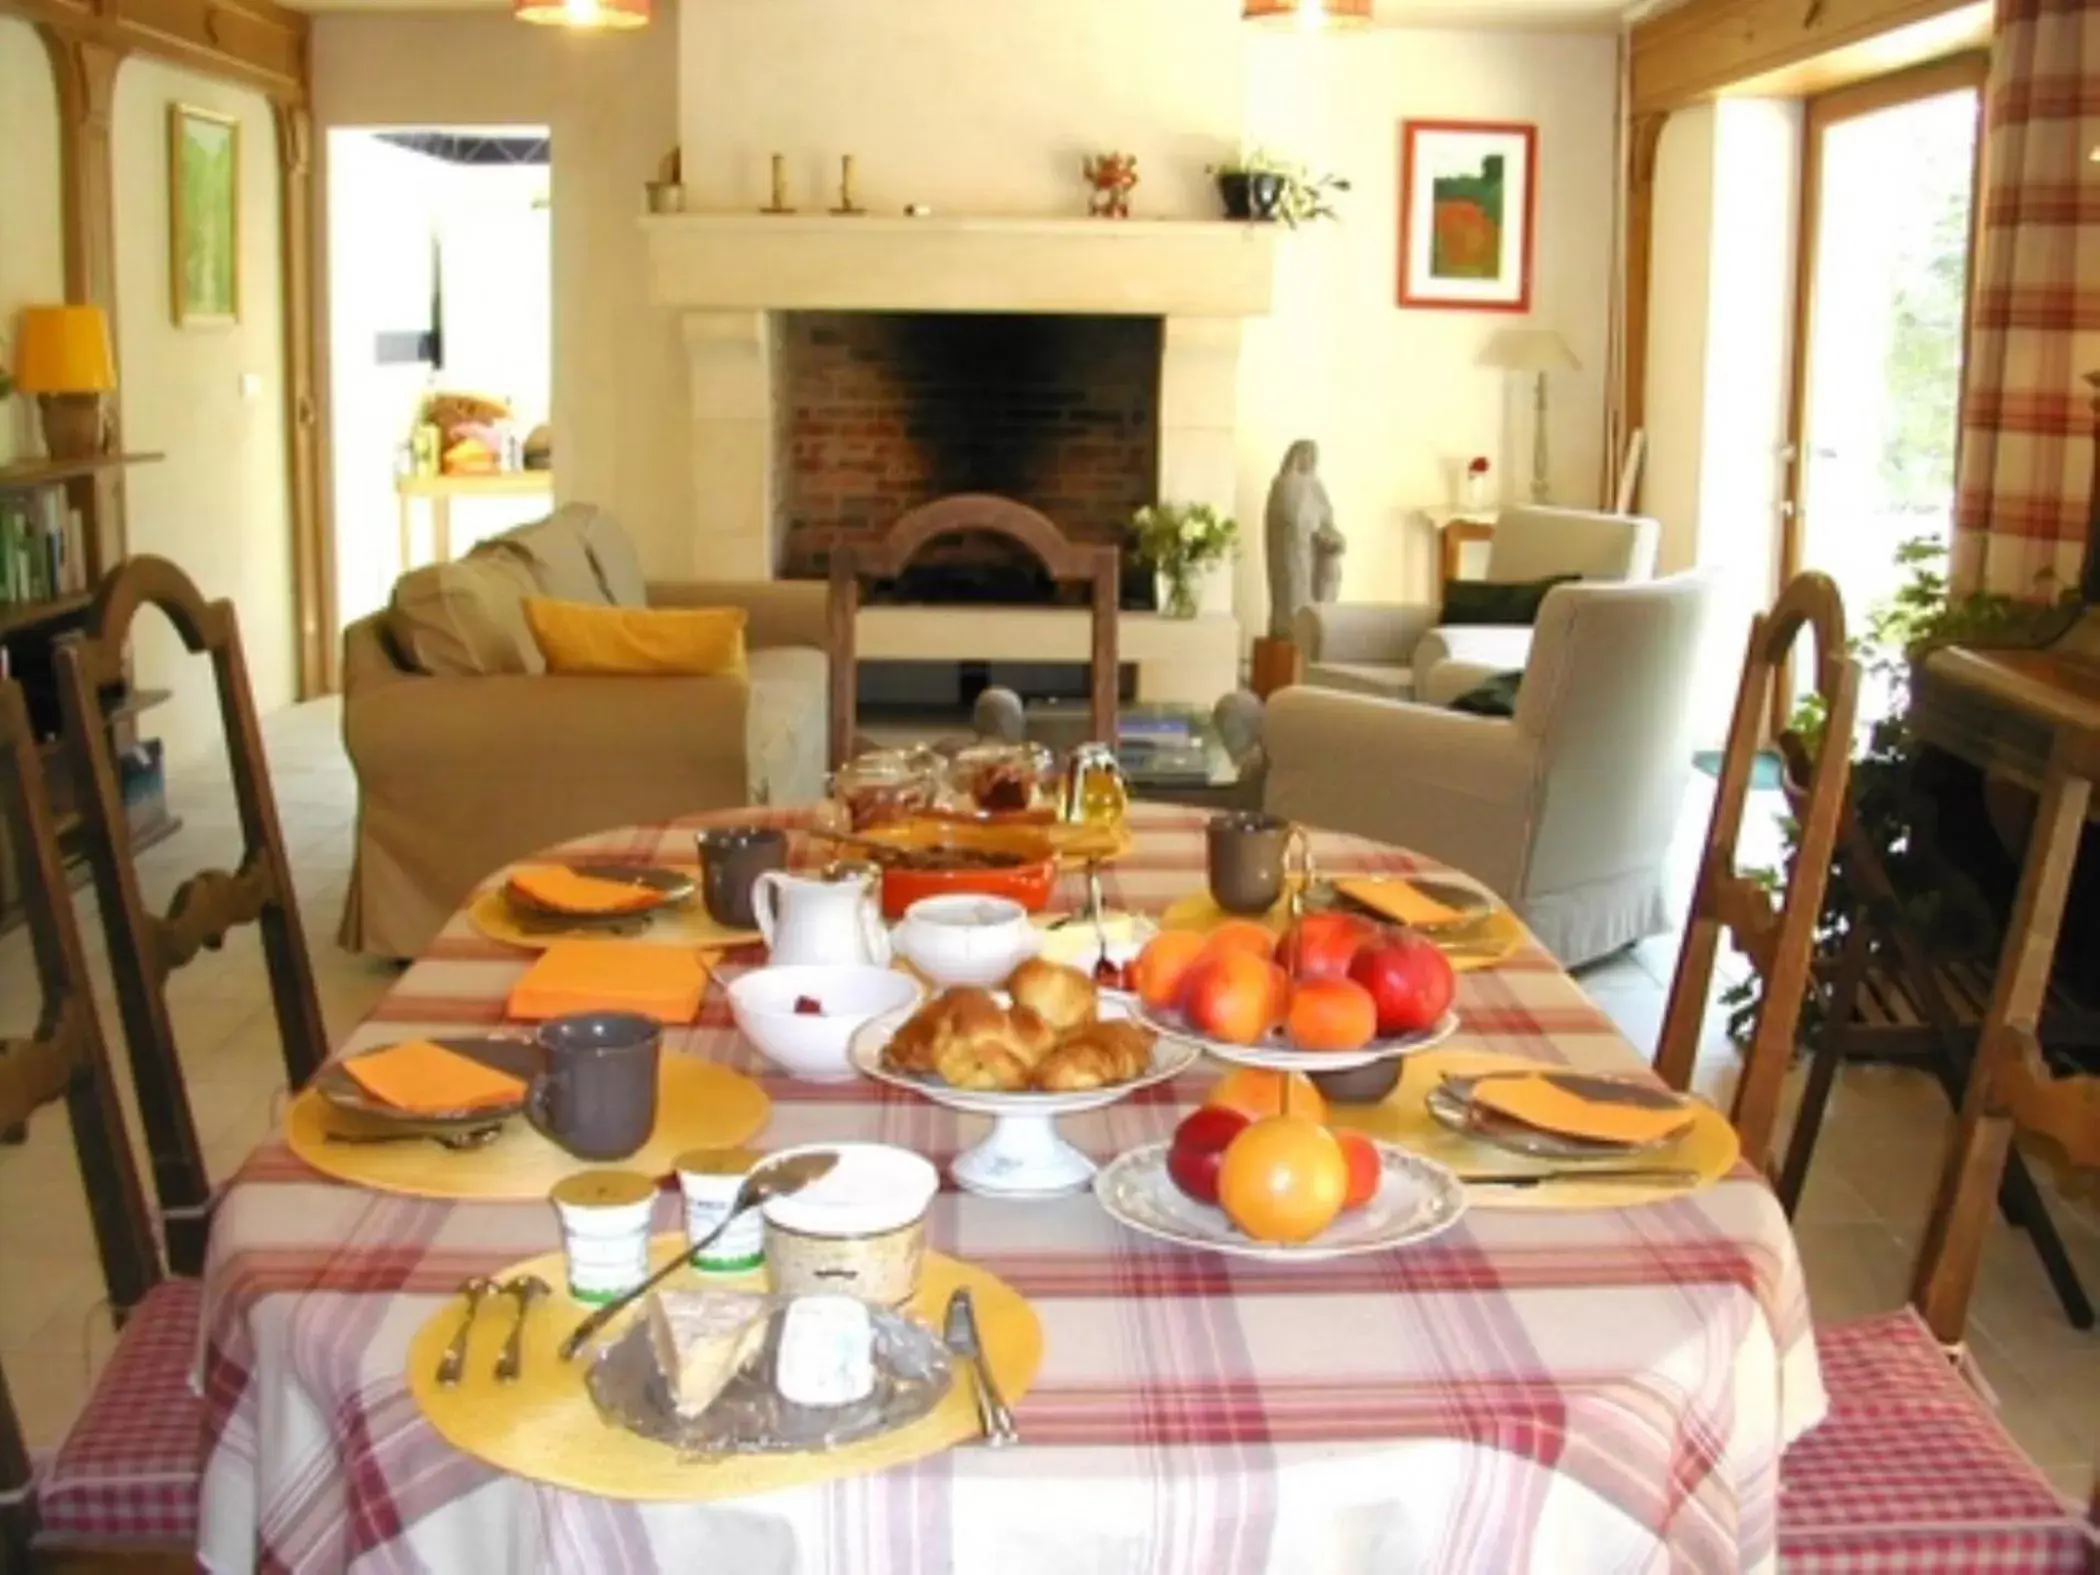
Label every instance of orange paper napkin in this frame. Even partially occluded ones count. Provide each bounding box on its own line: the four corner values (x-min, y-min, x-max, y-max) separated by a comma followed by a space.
508, 865, 661, 916
1334, 877, 1465, 929
507, 939, 709, 1023
342, 1040, 528, 1114
1470, 1074, 1688, 1146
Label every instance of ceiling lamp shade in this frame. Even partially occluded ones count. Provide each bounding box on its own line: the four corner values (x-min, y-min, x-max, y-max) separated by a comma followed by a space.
514, 0, 648, 30
1243, 0, 1372, 26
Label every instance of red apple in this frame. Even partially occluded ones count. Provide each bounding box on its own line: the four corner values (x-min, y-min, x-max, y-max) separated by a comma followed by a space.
1166, 1105, 1252, 1205
1348, 931, 1456, 1037
1333, 1129, 1381, 1210
1277, 911, 1377, 981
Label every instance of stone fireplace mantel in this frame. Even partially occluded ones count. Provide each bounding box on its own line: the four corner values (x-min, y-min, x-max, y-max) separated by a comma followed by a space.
641, 214, 1277, 317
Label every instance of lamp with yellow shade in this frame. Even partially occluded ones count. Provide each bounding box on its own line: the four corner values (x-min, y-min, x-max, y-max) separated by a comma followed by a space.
13, 305, 116, 461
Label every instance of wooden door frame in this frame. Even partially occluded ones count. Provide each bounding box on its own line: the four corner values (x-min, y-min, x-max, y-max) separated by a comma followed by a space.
1773, 48, 1988, 731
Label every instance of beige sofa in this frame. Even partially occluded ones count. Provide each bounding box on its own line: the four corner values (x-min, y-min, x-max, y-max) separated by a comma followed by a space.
1266, 574, 1711, 967
1295, 505, 1661, 702
339, 505, 829, 958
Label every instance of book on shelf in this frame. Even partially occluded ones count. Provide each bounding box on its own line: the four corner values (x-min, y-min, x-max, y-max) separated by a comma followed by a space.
0, 491, 81, 606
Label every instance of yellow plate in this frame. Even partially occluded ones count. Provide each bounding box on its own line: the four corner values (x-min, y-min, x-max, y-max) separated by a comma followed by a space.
1327, 1048, 1741, 1209
286, 1056, 771, 1200
407, 1238, 1042, 1502
468, 888, 761, 952
1157, 892, 1526, 973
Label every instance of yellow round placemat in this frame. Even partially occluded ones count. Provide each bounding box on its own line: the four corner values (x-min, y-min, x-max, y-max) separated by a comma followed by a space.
286, 1057, 771, 1200
1156, 893, 1525, 973
1326, 1048, 1741, 1209
468, 889, 762, 953
406, 1239, 1043, 1501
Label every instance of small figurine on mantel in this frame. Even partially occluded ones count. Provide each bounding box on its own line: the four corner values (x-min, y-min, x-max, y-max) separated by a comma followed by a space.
1082, 153, 1139, 219
1264, 439, 1345, 640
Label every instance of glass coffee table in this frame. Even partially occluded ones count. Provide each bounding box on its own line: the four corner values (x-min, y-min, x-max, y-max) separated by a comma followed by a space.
1024, 701, 1253, 809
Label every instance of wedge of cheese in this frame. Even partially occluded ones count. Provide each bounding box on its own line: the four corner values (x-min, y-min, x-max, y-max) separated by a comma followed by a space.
645, 1290, 770, 1418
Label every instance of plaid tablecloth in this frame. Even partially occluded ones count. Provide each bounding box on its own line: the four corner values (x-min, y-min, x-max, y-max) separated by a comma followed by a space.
196, 805, 1827, 1574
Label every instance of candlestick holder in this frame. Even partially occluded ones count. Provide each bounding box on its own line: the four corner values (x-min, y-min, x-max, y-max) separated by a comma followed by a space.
761, 153, 795, 215
830, 154, 864, 217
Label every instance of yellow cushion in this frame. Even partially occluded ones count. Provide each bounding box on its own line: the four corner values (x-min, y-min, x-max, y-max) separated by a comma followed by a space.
524, 599, 749, 677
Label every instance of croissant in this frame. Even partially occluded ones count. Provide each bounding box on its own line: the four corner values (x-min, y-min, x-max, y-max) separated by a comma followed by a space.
1034, 1021, 1156, 1091
883, 987, 998, 1075
1007, 958, 1098, 1036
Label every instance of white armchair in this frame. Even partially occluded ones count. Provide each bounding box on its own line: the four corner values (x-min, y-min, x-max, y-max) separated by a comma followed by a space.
1265, 574, 1711, 967
1294, 504, 1662, 702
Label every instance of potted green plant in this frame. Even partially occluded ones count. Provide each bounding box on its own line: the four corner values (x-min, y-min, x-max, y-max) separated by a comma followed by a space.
1129, 501, 1241, 618
1211, 150, 1349, 227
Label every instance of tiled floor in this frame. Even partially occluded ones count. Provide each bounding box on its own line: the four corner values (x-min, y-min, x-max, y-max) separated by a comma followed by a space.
1, 698, 2094, 1501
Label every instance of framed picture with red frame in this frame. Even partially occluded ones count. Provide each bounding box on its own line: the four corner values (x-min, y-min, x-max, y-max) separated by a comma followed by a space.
1397, 120, 1538, 313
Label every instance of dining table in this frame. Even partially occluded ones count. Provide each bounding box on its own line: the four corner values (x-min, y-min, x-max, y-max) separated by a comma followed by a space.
194, 802, 1828, 1574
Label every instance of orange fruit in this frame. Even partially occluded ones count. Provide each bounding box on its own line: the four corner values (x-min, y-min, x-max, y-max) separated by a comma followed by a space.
1183, 951, 1279, 1045
1217, 1116, 1348, 1244
1284, 976, 1379, 1052
1206, 1066, 1328, 1125
1258, 960, 1292, 1033
1202, 918, 1278, 963
1133, 930, 1207, 1010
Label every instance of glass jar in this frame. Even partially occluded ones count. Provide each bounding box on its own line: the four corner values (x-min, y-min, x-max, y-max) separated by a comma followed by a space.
947, 740, 1055, 815
830, 748, 940, 830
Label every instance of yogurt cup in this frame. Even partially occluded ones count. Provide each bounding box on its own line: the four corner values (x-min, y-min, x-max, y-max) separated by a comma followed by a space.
761, 1142, 940, 1306
674, 1147, 767, 1274
550, 1169, 656, 1305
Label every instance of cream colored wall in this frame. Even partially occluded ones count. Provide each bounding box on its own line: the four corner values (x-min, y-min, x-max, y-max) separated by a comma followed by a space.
676, 0, 1243, 219
1238, 26, 1619, 619
309, 12, 689, 578
1643, 104, 1715, 580
0, 19, 66, 466
111, 56, 295, 769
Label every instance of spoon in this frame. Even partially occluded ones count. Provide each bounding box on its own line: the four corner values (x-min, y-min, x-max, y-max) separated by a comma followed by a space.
435, 1276, 498, 1386
558, 1150, 839, 1361
495, 1275, 550, 1382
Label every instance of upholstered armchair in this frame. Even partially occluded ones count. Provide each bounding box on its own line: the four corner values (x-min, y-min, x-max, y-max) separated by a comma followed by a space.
1293, 505, 1662, 702
1266, 574, 1711, 967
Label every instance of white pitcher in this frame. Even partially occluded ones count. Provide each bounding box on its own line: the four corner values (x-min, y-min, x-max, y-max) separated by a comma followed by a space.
751, 868, 891, 967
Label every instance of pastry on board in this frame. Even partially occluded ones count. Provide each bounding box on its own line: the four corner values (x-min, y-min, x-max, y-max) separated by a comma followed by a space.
881, 961, 1155, 1094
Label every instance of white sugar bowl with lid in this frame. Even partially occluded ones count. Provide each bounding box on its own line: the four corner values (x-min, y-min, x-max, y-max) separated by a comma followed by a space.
891, 894, 1040, 988
761, 1142, 940, 1306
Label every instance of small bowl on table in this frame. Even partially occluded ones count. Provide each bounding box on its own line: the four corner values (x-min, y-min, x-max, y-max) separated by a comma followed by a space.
726, 964, 922, 1083
891, 894, 1042, 988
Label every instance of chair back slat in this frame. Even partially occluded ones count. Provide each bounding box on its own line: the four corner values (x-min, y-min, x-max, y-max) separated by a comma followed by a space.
0, 678, 164, 1563
56, 555, 328, 1274
1654, 571, 1860, 1167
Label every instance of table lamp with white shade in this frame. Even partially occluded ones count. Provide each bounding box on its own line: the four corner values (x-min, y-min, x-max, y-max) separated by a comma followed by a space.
1480, 328, 1579, 504
13, 304, 116, 461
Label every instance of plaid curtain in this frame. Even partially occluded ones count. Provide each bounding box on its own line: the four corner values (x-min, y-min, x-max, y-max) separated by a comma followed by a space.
1951, 0, 2099, 599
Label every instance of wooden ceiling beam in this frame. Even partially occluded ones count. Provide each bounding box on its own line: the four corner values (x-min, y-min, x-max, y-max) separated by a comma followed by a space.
0, 0, 307, 105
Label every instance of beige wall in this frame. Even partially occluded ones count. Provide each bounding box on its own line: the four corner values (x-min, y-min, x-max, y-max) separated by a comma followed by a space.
111, 56, 296, 768
310, 12, 689, 577
0, 18, 66, 467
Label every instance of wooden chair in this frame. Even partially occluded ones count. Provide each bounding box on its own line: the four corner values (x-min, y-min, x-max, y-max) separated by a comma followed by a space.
1654, 571, 1860, 1166
1774, 730, 2092, 1329
1, 678, 202, 1572
56, 555, 328, 1275
827, 495, 1120, 769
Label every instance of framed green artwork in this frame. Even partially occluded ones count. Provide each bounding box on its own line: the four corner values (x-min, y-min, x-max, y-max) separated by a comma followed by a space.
1397, 120, 1537, 313
169, 103, 240, 327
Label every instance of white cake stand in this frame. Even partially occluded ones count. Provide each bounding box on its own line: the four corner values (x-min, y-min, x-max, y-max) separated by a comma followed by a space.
847, 999, 1198, 1198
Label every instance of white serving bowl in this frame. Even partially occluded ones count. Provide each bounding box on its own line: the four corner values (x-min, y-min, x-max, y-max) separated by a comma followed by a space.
889, 894, 1040, 988
726, 964, 922, 1083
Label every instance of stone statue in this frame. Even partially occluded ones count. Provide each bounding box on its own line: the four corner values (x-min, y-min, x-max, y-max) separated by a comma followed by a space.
1264, 439, 1346, 640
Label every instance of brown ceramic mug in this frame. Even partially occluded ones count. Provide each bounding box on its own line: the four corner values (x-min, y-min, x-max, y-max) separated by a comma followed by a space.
529, 1012, 662, 1161
697, 826, 788, 930
1206, 812, 1303, 916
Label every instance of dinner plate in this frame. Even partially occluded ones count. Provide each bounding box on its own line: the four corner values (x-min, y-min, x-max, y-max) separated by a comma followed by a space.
1426, 1069, 1695, 1159
503, 863, 696, 925
1094, 1139, 1467, 1262
1133, 1003, 1461, 1074
314, 1035, 537, 1133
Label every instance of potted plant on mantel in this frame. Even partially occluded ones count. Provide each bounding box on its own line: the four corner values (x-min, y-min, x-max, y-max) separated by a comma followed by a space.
1130, 501, 1241, 619
1211, 150, 1350, 227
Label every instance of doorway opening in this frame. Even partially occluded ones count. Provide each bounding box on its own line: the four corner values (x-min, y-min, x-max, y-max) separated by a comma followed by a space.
325, 126, 552, 633
1785, 56, 1985, 716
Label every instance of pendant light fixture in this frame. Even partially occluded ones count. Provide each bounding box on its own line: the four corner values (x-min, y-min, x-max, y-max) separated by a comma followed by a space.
1242, 0, 1372, 26
514, 0, 648, 30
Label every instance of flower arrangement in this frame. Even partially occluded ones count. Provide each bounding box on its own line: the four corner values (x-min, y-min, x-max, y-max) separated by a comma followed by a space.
1129, 501, 1241, 618
1464, 455, 1491, 506
1210, 150, 1350, 227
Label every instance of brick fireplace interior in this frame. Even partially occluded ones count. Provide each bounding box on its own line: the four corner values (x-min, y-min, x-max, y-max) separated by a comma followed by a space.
776, 311, 1163, 608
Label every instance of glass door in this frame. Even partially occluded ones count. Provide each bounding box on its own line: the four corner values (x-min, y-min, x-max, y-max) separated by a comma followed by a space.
1785, 56, 1986, 717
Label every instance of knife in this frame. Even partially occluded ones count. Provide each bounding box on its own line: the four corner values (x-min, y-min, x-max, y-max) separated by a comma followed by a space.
1457, 1166, 1703, 1189
942, 1288, 1018, 1447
